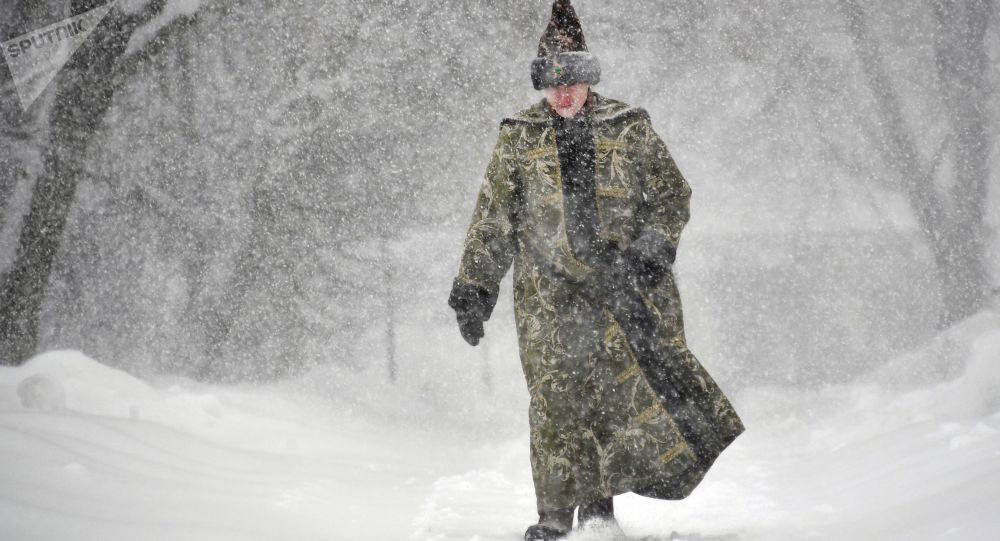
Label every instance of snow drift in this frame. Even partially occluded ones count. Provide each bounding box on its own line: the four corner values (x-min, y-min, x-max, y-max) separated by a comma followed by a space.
1, 311, 998, 540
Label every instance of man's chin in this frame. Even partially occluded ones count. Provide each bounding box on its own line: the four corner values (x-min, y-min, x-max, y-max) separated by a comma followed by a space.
555, 107, 578, 118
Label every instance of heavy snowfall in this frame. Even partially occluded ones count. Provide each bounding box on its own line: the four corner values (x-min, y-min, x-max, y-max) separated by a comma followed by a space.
1, 1, 998, 540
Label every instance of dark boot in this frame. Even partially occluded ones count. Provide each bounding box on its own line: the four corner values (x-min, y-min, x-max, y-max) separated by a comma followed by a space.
524, 506, 574, 541
577, 497, 625, 539
577, 496, 613, 523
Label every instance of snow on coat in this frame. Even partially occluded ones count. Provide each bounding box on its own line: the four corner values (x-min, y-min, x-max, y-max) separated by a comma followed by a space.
453, 92, 744, 513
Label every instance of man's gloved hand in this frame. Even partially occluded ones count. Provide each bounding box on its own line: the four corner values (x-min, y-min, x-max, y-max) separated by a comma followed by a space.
590, 240, 631, 293
622, 244, 669, 290
456, 310, 485, 346
591, 239, 670, 293
448, 280, 498, 346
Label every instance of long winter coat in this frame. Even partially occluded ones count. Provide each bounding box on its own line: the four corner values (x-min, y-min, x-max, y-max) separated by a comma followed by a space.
453, 92, 744, 513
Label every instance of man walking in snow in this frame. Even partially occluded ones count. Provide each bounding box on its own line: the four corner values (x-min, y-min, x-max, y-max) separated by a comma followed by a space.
448, 2, 744, 539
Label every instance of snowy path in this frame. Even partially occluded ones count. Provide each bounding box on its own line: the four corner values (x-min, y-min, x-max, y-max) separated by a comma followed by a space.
2, 341, 999, 540
416, 397, 1000, 541
0, 352, 473, 540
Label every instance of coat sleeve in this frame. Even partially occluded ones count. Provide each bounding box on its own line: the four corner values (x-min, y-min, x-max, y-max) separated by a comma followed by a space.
449, 124, 519, 320
632, 115, 692, 266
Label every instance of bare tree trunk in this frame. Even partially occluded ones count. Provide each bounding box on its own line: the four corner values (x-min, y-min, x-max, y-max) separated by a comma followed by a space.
197, 182, 276, 380
0, 0, 173, 364
928, 0, 994, 324
173, 17, 215, 333
0, 2, 32, 228
192, 9, 369, 380
839, 0, 994, 327
381, 235, 396, 382
0, 1, 62, 263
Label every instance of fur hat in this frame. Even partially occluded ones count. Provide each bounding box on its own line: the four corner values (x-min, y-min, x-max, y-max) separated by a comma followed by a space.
530, 0, 601, 90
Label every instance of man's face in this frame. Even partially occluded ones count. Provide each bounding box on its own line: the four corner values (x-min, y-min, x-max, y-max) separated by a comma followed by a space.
544, 83, 590, 118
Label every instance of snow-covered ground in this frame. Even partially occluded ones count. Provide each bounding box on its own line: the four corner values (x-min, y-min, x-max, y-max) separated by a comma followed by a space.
2, 312, 999, 541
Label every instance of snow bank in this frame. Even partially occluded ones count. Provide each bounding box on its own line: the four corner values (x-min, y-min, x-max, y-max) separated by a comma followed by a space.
413, 310, 1000, 540
0, 350, 481, 540
875, 310, 1000, 419
6, 350, 181, 418
612, 310, 1000, 541
1, 309, 998, 541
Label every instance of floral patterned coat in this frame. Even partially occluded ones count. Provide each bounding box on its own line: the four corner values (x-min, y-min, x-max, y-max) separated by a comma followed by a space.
453, 92, 744, 513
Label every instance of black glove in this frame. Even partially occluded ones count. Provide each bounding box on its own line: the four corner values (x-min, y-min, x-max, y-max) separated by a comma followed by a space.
448, 280, 498, 346
622, 244, 669, 290
589, 240, 631, 293
456, 312, 485, 346
590, 239, 670, 293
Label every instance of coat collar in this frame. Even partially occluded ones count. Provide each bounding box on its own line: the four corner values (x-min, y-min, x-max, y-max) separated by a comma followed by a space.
502, 92, 648, 128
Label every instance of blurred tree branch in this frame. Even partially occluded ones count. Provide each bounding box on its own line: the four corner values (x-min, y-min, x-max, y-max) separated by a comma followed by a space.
0, 0, 198, 365
838, 0, 994, 327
